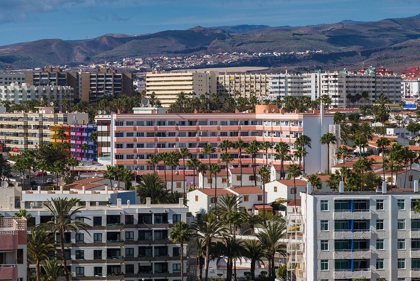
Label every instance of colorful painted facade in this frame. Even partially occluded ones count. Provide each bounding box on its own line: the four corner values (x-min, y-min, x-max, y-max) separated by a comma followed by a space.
70, 124, 98, 163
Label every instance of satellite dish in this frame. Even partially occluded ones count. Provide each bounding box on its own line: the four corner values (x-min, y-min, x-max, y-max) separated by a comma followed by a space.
141, 98, 149, 107
50, 102, 54, 106
2, 181, 8, 188
98, 110, 102, 115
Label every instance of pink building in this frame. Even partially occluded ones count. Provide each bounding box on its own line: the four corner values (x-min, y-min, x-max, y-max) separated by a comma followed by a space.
0, 217, 27, 281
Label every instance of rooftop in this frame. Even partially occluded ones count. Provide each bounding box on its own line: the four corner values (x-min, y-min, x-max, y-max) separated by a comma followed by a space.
230, 186, 264, 194
277, 179, 308, 186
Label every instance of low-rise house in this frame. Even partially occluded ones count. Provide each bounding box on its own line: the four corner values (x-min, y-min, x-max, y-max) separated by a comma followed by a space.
198, 171, 231, 189
265, 179, 308, 203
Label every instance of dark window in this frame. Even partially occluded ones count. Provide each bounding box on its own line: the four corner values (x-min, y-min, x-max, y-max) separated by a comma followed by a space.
94, 267, 102, 276
75, 250, 84, 259
125, 215, 134, 224
93, 217, 102, 226
75, 267, 84, 276
125, 248, 134, 257
75, 233, 84, 243
94, 233, 102, 242
173, 247, 180, 257
126, 264, 134, 274
17, 249, 23, 264
173, 214, 181, 223
93, 250, 102, 260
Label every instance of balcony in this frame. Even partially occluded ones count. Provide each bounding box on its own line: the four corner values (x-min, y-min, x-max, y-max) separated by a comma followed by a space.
334, 269, 371, 279
0, 265, 18, 280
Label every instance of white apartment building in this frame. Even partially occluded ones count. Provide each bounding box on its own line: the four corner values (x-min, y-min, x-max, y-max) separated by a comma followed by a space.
217, 73, 269, 98
0, 73, 25, 86
402, 78, 420, 99
0, 191, 188, 281
146, 71, 217, 107
0, 83, 74, 110
268, 74, 305, 99
299, 182, 420, 281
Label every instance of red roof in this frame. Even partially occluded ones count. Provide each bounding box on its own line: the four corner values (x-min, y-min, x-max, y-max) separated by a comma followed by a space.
230, 167, 256, 174
278, 179, 307, 186
254, 204, 273, 210
67, 177, 104, 190
288, 199, 301, 206
197, 188, 232, 196
230, 186, 264, 194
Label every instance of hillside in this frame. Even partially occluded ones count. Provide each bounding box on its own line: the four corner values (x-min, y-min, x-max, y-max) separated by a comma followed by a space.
3, 17, 420, 70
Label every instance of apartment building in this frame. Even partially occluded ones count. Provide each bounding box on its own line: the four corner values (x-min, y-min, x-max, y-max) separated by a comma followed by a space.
2, 189, 187, 281
146, 71, 216, 107
0, 217, 27, 281
299, 182, 420, 281
0, 107, 88, 153
217, 73, 269, 97
0, 83, 74, 110
70, 124, 98, 163
97, 104, 334, 176
267, 74, 305, 99
25, 67, 79, 98
0, 73, 25, 86
96, 114, 111, 159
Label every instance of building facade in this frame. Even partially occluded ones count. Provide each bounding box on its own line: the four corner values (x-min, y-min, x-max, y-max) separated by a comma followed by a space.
70, 124, 98, 163
217, 73, 269, 98
0, 73, 25, 86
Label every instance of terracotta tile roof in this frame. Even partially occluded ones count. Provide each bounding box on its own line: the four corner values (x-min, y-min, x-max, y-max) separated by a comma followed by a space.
288, 199, 301, 206
230, 186, 264, 194
278, 179, 307, 186
230, 167, 256, 174
254, 204, 273, 210
66, 177, 104, 189
197, 188, 232, 196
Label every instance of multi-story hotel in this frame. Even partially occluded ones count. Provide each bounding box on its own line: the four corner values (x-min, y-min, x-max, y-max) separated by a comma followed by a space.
80, 69, 133, 103
0, 73, 25, 86
1, 187, 188, 281
268, 74, 305, 99
0, 217, 27, 281
0, 107, 88, 153
0, 82, 74, 110
145, 71, 216, 107
71, 124, 98, 163
217, 73, 270, 98
297, 182, 420, 281
96, 104, 334, 176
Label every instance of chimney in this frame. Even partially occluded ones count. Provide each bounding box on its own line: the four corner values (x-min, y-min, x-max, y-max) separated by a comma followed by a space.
415, 180, 419, 193
179, 198, 184, 207
307, 182, 312, 195
37, 186, 41, 193
85, 202, 89, 210
127, 200, 130, 207
117, 198, 122, 208
338, 181, 344, 193
382, 181, 387, 194
60, 186, 63, 193
146, 197, 151, 207
82, 186, 85, 194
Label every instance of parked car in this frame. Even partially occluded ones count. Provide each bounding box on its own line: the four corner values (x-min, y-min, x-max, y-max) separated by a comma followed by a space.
35, 171, 47, 177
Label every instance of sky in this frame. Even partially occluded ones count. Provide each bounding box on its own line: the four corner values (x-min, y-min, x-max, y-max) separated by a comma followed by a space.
1, 0, 420, 46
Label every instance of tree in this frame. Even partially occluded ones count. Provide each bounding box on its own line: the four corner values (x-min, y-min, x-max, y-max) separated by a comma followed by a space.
234, 139, 247, 186
121, 168, 135, 190
407, 122, 420, 137
191, 214, 227, 281
320, 133, 337, 174
333, 112, 346, 124
259, 165, 270, 225
274, 142, 290, 179
167, 152, 180, 194
260, 141, 273, 166
67, 157, 79, 177
256, 220, 287, 277
376, 137, 390, 181
203, 143, 215, 168
246, 140, 260, 186
19, 150, 36, 189
243, 240, 266, 280
88, 132, 97, 143
27, 229, 55, 281
287, 164, 303, 213
42, 198, 90, 281
137, 173, 171, 203
209, 164, 221, 207
221, 152, 233, 188
114, 164, 125, 189
80, 142, 90, 156
179, 148, 191, 195
353, 136, 368, 157
41, 259, 63, 281
104, 165, 116, 187
212, 236, 243, 281
159, 152, 169, 184
197, 163, 208, 189
51, 161, 65, 190
147, 155, 159, 174
14, 209, 34, 227
295, 135, 312, 172
187, 158, 201, 189
353, 157, 373, 191
13, 156, 26, 189
170, 221, 192, 281
336, 145, 352, 164
307, 175, 322, 190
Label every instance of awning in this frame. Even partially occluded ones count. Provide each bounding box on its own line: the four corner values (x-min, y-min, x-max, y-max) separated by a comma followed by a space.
254, 204, 273, 210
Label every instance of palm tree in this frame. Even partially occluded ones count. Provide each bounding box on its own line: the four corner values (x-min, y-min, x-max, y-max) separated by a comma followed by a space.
170, 221, 192, 281
212, 236, 243, 281
187, 158, 201, 189
167, 152, 180, 194
13, 157, 26, 189
51, 161, 65, 190
195, 237, 206, 280
104, 165, 116, 187
209, 164, 221, 207
42, 198, 90, 281
274, 142, 290, 179
147, 155, 160, 174
159, 152, 169, 184
197, 163, 208, 188
234, 139, 247, 186
307, 175, 322, 190
137, 173, 171, 203
242, 240, 266, 280
320, 133, 337, 175
287, 164, 303, 213
179, 148, 191, 195
336, 146, 351, 164
260, 141, 273, 166
27, 229, 55, 281
256, 220, 287, 277
121, 168, 135, 190
14, 209, 34, 226
295, 135, 312, 172
67, 157, 79, 177
203, 143, 215, 168
41, 259, 63, 281
88, 132, 97, 143
353, 157, 373, 191
20, 150, 35, 189
376, 137, 390, 181
353, 136, 368, 157
114, 164, 125, 189
258, 165, 270, 225
246, 140, 260, 186
191, 214, 227, 281
221, 152, 232, 187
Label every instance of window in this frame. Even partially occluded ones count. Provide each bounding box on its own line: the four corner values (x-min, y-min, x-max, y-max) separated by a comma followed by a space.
398, 239, 405, 250
249, 175, 257, 181
222, 178, 227, 183
76, 267, 85, 276
412, 258, 420, 269
398, 199, 405, 210
93, 217, 102, 226
17, 249, 23, 264
94, 233, 102, 242
320, 200, 328, 211
274, 186, 277, 192
176, 182, 182, 189
236, 175, 241, 181
257, 195, 263, 201
376, 259, 384, 269
173, 214, 181, 223
195, 195, 198, 202
376, 220, 384, 230
210, 197, 217, 203
320, 240, 328, 251
398, 219, 405, 230
75, 233, 84, 243
94, 250, 102, 260
173, 247, 180, 257
125, 231, 134, 241
173, 263, 181, 273
376, 239, 384, 250
244, 195, 249, 202
321, 220, 328, 231
398, 258, 405, 269
75, 250, 84, 259
320, 260, 328, 270
94, 267, 102, 276
376, 199, 384, 210
125, 248, 134, 257
207, 178, 212, 184
126, 264, 134, 274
